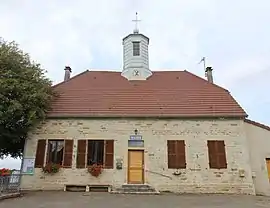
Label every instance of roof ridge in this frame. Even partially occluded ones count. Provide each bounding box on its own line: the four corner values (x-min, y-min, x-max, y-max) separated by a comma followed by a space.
227, 93, 248, 117
152, 70, 185, 72
183, 70, 229, 92
184, 70, 248, 117
244, 119, 270, 131
52, 70, 89, 88
78, 69, 188, 73
86, 69, 121, 73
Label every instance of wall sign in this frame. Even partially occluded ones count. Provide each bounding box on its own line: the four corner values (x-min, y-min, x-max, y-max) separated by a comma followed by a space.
128, 140, 144, 147
21, 158, 35, 175
130, 135, 142, 140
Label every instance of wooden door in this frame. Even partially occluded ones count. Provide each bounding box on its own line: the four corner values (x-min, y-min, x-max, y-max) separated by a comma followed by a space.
266, 159, 270, 181
128, 150, 144, 184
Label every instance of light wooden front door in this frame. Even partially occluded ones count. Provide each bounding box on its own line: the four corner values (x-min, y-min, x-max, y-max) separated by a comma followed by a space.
266, 159, 270, 181
128, 150, 144, 184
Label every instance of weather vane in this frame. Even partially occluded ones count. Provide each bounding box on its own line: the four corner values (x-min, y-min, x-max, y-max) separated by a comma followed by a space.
132, 12, 141, 33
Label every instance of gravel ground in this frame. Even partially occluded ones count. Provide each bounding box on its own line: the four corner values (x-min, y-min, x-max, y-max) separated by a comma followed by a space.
1, 191, 270, 208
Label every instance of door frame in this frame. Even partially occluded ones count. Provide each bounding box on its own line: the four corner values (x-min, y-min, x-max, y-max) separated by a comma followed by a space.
127, 149, 145, 184
266, 158, 270, 181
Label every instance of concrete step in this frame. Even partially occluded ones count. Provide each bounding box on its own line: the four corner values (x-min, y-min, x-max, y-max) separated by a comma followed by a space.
111, 191, 160, 195
118, 187, 156, 191
121, 184, 151, 189
111, 184, 160, 195
116, 188, 155, 192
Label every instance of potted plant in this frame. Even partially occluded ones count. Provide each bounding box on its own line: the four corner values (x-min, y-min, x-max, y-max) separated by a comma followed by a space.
87, 164, 103, 177
42, 163, 61, 174
0, 168, 12, 176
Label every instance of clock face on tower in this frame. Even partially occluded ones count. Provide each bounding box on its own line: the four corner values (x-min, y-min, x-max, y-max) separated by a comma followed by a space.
133, 69, 139, 76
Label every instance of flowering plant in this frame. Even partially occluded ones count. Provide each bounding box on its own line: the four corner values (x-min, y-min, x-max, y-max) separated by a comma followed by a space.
0, 168, 12, 176
87, 164, 103, 177
42, 163, 61, 174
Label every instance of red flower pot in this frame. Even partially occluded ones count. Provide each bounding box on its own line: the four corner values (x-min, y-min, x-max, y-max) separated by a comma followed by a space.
88, 164, 103, 177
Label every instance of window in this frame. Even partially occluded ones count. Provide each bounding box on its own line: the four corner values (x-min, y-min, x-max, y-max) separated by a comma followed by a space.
77, 139, 114, 169
47, 140, 64, 164
87, 140, 104, 165
207, 140, 227, 169
133, 42, 140, 56
34, 139, 73, 168
167, 140, 186, 169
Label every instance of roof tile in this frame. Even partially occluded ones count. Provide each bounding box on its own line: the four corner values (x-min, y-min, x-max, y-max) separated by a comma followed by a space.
48, 70, 247, 118
244, 119, 270, 131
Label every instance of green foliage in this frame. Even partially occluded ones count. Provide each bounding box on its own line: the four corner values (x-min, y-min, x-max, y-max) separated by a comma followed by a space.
42, 163, 61, 174
0, 38, 55, 158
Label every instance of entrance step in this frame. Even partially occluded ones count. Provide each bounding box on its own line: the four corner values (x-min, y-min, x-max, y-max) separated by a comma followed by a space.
64, 184, 111, 192
111, 184, 160, 195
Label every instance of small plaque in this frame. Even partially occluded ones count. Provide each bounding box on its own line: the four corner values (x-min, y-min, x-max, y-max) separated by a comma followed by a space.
22, 158, 35, 175
128, 140, 144, 147
130, 135, 142, 140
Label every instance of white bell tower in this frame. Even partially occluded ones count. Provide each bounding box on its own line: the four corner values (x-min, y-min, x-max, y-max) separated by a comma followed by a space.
121, 13, 152, 80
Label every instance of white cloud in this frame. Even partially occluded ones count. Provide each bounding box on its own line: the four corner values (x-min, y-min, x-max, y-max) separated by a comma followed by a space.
218, 57, 270, 87
0, 0, 269, 115
0, 156, 21, 169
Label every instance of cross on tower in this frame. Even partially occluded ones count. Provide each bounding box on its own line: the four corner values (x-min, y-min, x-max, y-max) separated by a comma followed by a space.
132, 12, 141, 33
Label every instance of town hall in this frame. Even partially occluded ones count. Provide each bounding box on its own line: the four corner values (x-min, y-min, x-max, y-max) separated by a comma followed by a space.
20, 16, 270, 196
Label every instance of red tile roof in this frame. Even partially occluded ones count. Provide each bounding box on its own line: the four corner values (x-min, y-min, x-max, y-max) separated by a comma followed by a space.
244, 119, 270, 131
47, 70, 247, 118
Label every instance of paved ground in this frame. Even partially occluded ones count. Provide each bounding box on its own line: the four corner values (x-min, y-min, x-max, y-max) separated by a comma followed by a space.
1, 192, 270, 207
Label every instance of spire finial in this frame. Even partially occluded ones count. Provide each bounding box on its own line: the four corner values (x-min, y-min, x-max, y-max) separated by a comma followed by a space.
132, 12, 141, 34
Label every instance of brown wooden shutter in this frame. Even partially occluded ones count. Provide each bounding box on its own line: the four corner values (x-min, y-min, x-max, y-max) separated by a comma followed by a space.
35, 139, 46, 168
76, 140, 87, 168
208, 140, 227, 169
176, 140, 186, 168
63, 140, 73, 168
217, 141, 227, 169
167, 140, 177, 169
208, 141, 218, 168
104, 140, 114, 169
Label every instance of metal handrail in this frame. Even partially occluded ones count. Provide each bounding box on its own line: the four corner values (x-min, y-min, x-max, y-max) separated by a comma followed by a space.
0, 171, 21, 195
145, 169, 173, 180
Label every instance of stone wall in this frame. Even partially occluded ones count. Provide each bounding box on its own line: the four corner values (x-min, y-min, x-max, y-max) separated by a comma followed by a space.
245, 122, 270, 196
21, 118, 255, 194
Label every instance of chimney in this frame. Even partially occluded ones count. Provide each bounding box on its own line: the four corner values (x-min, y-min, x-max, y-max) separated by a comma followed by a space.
205, 66, 213, 83
64, 66, 72, 81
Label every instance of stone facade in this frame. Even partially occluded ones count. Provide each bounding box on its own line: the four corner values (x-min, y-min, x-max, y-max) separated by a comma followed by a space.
20, 118, 255, 195
245, 122, 270, 196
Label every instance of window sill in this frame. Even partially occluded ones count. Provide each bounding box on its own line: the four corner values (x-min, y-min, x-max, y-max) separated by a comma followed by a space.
209, 168, 227, 170
86, 166, 114, 170
168, 168, 186, 170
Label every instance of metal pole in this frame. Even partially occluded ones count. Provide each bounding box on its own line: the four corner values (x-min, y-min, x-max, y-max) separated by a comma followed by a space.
18, 138, 27, 191
203, 57, 206, 71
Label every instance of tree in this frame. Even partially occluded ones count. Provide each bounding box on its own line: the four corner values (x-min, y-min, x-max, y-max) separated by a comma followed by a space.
0, 38, 55, 158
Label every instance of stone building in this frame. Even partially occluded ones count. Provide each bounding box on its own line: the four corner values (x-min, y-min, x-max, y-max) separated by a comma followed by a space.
20, 24, 270, 196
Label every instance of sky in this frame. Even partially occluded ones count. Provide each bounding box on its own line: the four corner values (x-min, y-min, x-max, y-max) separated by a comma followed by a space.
0, 0, 270, 169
